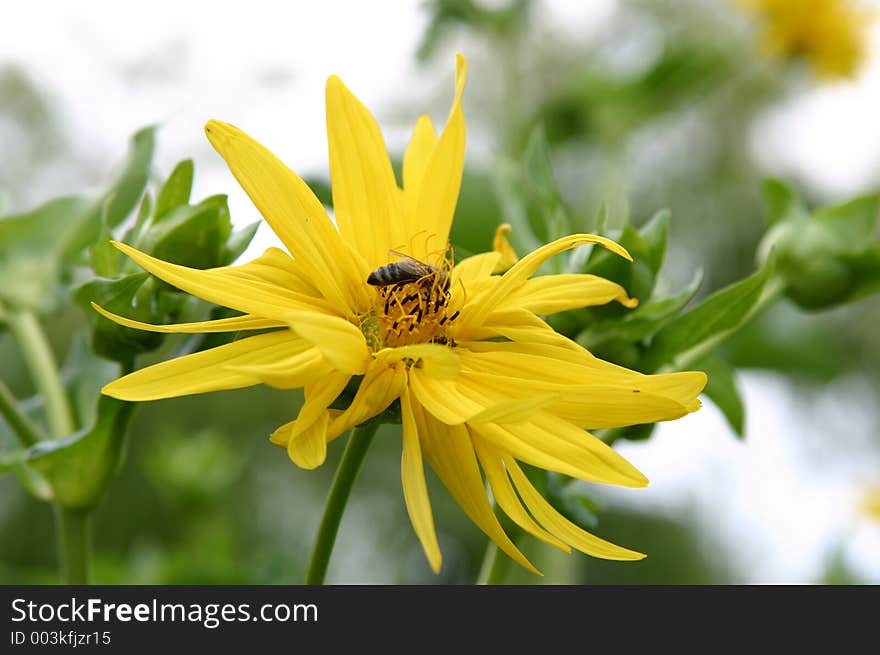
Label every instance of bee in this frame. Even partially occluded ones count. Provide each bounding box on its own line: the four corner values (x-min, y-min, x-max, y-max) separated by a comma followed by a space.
367, 250, 448, 290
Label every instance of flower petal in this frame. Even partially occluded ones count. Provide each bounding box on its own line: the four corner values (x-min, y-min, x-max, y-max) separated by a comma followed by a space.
204, 120, 368, 311
458, 234, 632, 331
112, 241, 336, 322
288, 411, 330, 470
375, 343, 460, 379
414, 402, 540, 575
400, 388, 442, 573
492, 223, 519, 273
102, 330, 305, 401
402, 114, 437, 242
269, 371, 351, 449
285, 310, 371, 375
91, 302, 284, 334
327, 359, 407, 440
226, 346, 331, 389
460, 340, 707, 412
497, 273, 637, 315
505, 454, 646, 561
472, 437, 569, 553
326, 75, 403, 268
412, 54, 467, 255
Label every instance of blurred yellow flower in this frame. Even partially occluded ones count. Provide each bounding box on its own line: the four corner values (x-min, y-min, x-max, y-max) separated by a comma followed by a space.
97, 54, 706, 574
861, 485, 880, 522
741, 0, 874, 79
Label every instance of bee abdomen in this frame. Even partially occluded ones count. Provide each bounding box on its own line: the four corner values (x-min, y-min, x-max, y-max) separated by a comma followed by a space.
367, 263, 399, 286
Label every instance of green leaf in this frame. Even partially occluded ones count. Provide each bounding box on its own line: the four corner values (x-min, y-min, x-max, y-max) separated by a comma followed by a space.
0, 196, 89, 312
523, 125, 571, 241
578, 269, 703, 346
491, 159, 542, 255
139, 195, 233, 269
812, 193, 879, 250
698, 355, 744, 438
842, 243, 880, 302
154, 159, 194, 222
223, 221, 260, 264
762, 178, 806, 227
61, 126, 156, 257
643, 257, 778, 372
0, 396, 135, 509
101, 126, 157, 228
580, 210, 671, 316
89, 201, 121, 278
73, 273, 161, 361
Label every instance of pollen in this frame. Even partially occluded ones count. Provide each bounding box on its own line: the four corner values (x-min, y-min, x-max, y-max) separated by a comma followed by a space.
375, 271, 458, 347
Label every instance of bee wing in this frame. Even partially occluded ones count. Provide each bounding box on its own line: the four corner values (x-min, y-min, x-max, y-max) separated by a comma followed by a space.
388, 250, 433, 277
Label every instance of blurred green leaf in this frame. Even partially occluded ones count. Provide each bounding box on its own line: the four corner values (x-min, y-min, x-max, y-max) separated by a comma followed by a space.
578, 268, 702, 346
812, 193, 879, 248
89, 201, 121, 278
0, 396, 134, 509
762, 178, 806, 227
62, 126, 156, 257
100, 126, 156, 229
140, 195, 233, 270
154, 159, 194, 222
0, 196, 89, 312
224, 221, 260, 264
698, 355, 744, 438
523, 125, 571, 242
73, 273, 161, 361
582, 210, 671, 315
643, 257, 777, 372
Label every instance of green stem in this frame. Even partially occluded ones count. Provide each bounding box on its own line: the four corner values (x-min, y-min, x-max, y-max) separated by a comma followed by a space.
6, 310, 75, 439
56, 507, 91, 584
0, 377, 45, 446
305, 421, 380, 585
477, 542, 512, 585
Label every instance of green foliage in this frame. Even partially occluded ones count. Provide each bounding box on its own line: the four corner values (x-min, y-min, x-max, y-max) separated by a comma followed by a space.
0, 126, 259, 551
698, 355, 745, 438
759, 179, 880, 310
641, 257, 778, 373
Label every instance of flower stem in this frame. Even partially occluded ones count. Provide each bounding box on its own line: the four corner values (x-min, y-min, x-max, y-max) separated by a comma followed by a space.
6, 310, 75, 439
304, 421, 380, 585
0, 377, 45, 446
477, 542, 512, 585
55, 507, 92, 584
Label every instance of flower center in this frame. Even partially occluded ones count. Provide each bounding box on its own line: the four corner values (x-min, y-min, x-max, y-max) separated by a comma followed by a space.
360, 254, 459, 350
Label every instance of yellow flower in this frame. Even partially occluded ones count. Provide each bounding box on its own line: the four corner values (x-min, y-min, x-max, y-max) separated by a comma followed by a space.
97, 54, 706, 574
741, 0, 873, 79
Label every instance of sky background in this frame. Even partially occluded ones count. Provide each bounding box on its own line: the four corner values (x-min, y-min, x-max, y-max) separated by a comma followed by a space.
2, 0, 879, 582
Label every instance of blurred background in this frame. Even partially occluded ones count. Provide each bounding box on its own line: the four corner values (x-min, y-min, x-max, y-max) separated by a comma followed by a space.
2, 0, 879, 583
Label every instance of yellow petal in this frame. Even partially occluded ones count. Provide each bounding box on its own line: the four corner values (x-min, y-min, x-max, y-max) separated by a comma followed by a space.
111, 241, 335, 322
327, 359, 407, 440
204, 119, 368, 312
460, 341, 706, 412
451, 252, 501, 289
458, 234, 632, 331
407, 370, 485, 425
91, 302, 284, 334
227, 346, 331, 389
505, 455, 646, 561
497, 273, 637, 315
102, 330, 306, 401
414, 403, 540, 574
285, 310, 370, 375
326, 75, 402, 268
472, 437, 569, 553
375, 343, 460, 380
288, 411, 330, 470
492, 223, 519, 273
402, 114, 438, 245
400, 388, 442, 573
412, 54, 467, 255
